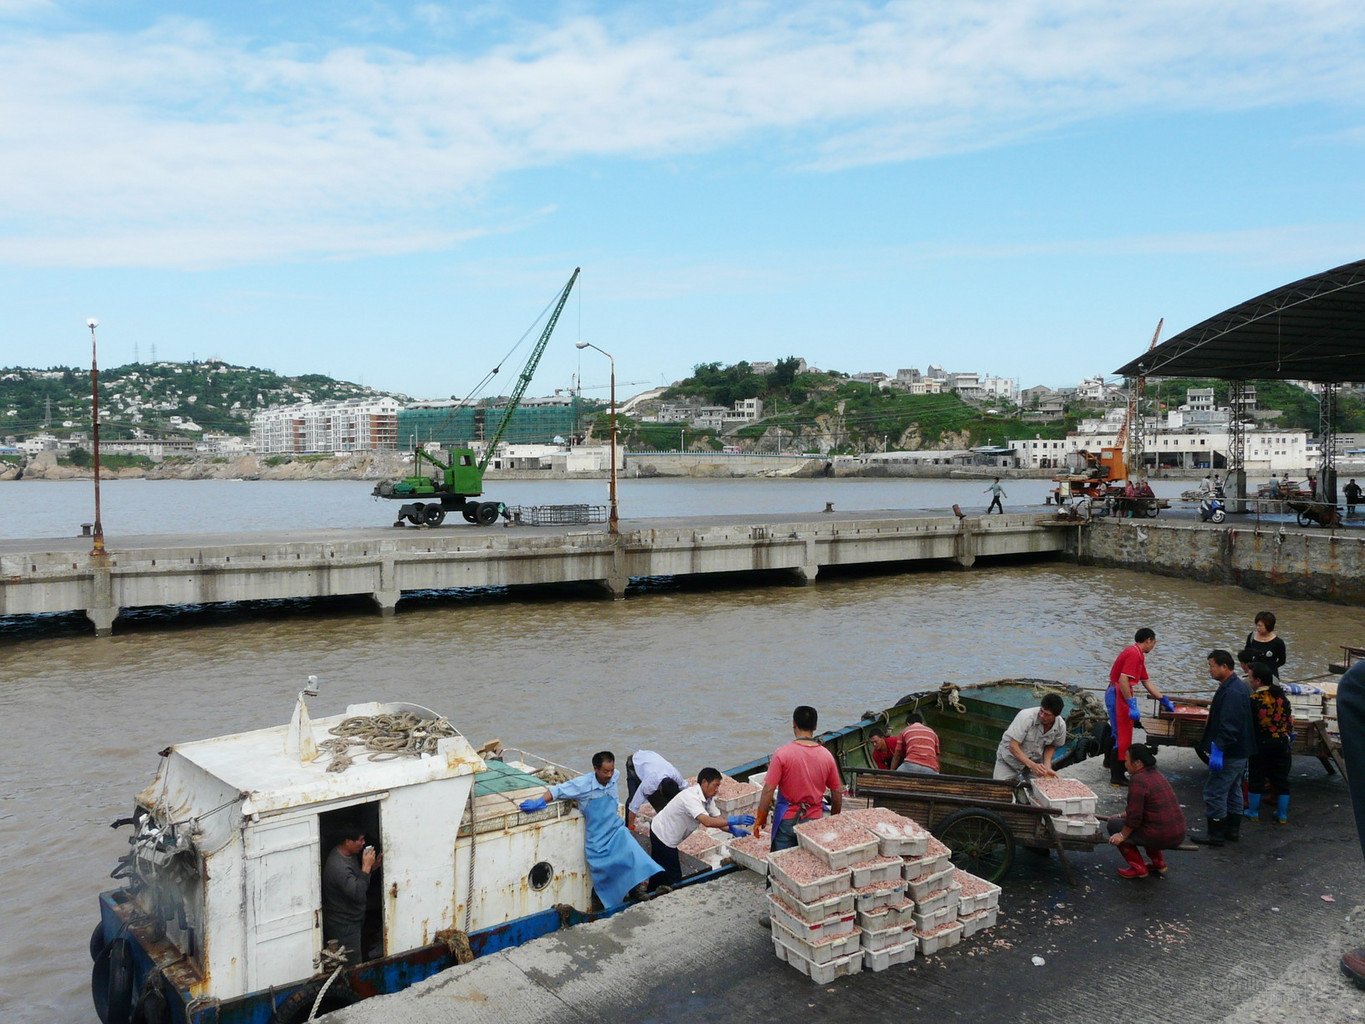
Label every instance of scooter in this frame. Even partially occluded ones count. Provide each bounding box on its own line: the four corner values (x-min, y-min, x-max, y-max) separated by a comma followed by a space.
1199, 494, 1226, 523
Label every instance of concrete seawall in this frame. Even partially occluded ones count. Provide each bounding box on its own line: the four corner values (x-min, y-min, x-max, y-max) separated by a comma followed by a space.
1075, 517, 1365, 605
0, 511, 1069, 635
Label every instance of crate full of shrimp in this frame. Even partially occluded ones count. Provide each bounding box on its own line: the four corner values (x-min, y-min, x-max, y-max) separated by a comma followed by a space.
1029, 777, 1098, 816
793, 817, 880, 870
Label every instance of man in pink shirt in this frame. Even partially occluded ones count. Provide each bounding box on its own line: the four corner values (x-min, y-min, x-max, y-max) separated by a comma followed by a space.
890, 712, 941, 774
753, 705, 844, 852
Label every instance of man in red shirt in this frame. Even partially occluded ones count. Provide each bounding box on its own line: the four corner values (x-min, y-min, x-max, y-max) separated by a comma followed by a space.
890, 713, 941, 774
868, 726, 901, 770
753, 705, 844, 852
1106, 627, 1175, 786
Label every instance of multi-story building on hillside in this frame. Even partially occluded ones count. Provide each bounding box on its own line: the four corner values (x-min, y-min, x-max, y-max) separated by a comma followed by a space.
252, 397, 400, 454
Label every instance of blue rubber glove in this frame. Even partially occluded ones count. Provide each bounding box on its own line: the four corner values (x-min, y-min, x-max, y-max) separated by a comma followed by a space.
519, 797, 547, 813
1208, 743, 1223, 772
1159, 696, 1176, 714
727, 824, 752, 837
728, 814, 756, 828
1125, 697, 1142, 726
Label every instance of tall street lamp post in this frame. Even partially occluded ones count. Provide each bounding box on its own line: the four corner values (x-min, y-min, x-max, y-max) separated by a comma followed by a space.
576, 341, 618, 534
86, 318, 106, 557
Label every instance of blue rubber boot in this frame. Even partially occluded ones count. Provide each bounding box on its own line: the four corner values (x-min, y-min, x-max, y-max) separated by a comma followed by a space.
1275, 794, 1290, 824
1246, 794, 1261, 820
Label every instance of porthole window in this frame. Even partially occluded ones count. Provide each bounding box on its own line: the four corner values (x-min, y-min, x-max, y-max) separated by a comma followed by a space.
529, 861, 554, 891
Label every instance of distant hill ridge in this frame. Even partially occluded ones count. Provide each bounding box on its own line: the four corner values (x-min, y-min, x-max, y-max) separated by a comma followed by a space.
0, 360, 410, 439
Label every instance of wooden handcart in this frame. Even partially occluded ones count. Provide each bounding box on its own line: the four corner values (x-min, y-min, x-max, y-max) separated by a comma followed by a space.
1287, 498, 1343, 528
847, 768, 1103, 885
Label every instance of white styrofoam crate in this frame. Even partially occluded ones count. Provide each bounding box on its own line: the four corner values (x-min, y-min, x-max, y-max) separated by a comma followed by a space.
910, 902, 956, 931
953, 870, 1001, 914
771, 916, 862, 965
850, 855, 903, 887
1055, 814, 1102, 837
863, 939, 917, 972
860, 921, 915, 952
902, 849, 951, 880
913, 882, 961, 917
767, 893, 856, 943
724, 840, 769, 876
959, 906, 999, 938
769, 847, 853, 903
794, 821, 880, 870
1029, 782, 1098, 817
771, 878, 856, 923
714, 791, 761, 816
773, 934, 864, 983
913, 920, 964, 955
906, 864, 955, 902
852, 881, 906, 913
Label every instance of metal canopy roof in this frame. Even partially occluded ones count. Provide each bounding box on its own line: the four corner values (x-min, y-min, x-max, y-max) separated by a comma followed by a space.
1114, 258, 1365, 383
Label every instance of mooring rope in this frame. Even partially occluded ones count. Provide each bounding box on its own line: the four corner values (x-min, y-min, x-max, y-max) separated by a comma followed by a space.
320, 713, 460, 773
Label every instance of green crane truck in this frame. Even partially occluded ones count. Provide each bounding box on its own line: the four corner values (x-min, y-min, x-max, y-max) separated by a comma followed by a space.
372, 267, 580, 526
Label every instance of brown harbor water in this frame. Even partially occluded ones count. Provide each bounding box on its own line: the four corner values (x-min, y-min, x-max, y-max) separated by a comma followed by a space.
1, 481, 1360, 1022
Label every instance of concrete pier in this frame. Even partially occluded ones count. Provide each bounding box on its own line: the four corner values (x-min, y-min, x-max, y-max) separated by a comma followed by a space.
0, 510, 1062, 634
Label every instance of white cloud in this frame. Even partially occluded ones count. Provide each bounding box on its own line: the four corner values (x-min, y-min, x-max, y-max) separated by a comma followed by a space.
0, 1, 1362, 267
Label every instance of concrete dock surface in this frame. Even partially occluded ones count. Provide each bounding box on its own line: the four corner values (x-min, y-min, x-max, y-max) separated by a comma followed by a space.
329, 749, 1364, 1024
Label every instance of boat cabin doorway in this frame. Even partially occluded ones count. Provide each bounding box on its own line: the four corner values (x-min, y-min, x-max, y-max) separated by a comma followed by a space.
319, 804, 385, 964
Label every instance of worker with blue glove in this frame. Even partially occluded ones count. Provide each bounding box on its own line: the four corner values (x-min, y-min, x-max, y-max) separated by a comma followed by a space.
645, 766, 749, 890
517, 750, 661, 908
1191, 650, 1256, 847
1105, 628, 1174, 787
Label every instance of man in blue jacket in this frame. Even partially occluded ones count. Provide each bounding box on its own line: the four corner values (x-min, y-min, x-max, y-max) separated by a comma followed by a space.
1338, 660, 1365, 989
1191, 649, 1256, 847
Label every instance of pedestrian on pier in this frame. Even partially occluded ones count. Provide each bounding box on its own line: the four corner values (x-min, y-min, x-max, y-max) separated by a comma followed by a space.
1345, 478, 1361, 516
984, 478, 1007, 514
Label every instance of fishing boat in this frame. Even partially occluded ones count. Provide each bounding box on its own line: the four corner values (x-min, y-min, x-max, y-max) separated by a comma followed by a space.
90, 678, 1103, 1024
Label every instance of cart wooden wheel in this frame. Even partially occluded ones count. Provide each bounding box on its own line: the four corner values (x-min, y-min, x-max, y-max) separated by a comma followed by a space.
933, 807, 1015, 882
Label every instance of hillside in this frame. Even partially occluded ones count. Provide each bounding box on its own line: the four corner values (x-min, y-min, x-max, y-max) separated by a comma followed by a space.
0, 361, 408, 440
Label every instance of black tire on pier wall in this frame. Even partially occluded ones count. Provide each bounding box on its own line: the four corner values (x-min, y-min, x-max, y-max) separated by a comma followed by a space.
266, 977, 360, 1024
91, 935, 135, 1024
90, 921, 106, 961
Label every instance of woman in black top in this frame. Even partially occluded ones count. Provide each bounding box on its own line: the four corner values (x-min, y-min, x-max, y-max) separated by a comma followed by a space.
1244, 610, 1286, 678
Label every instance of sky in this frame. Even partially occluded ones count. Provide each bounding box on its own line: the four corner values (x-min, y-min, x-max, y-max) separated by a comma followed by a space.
1, 1, 1363, 403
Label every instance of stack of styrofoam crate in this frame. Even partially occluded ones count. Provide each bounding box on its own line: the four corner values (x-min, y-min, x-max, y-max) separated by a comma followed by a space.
1030, 777, 1100, 838
902, 834, 964, 955
1284, 683, 1326, 725
713, 774, 762, 817
767, 845, 864, 982
842, 808, 924, 969
726, 833, 772, 875
1322, 680, 1340, 738
953, 868, 1002, 937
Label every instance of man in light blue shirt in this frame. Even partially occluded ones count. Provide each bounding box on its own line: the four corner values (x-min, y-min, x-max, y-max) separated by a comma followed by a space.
520, 750, 660, 908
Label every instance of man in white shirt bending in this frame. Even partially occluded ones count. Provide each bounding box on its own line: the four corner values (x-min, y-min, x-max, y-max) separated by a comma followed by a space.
647, 767, 754, 890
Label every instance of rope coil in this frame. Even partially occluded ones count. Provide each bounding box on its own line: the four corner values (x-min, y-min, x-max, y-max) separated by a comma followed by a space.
320, 714, 459, 773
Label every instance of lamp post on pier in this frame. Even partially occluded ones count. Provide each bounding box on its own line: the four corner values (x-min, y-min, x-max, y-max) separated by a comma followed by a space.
86, 318, 106, 557
576, 341, 618, 534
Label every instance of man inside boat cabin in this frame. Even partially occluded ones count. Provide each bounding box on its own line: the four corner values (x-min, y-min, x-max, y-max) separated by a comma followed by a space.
993, 693, 1066, 781
322, 822, 381, 964
753, 705, 844, 852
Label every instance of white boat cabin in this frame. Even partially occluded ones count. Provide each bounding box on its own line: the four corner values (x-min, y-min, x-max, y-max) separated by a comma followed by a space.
122, 699, 591, 1004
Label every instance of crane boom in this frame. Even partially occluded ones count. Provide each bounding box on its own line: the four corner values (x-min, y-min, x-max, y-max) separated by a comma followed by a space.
479, 267, 580, 472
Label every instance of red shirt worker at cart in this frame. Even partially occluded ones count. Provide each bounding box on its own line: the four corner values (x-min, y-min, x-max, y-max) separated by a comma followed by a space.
1106, 628, 1175, 786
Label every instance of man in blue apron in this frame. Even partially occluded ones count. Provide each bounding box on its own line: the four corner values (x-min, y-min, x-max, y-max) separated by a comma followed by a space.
520, 751, 660, 908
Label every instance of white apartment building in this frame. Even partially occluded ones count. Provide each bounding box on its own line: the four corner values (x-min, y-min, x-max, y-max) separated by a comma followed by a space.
1008, 428, 1310, 472
252, 397, 400, 454
980, 376, 1019, 403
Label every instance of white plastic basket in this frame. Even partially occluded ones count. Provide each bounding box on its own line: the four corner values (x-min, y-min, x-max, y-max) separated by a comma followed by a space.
853, 882, 907, 913
1030, 780, 1098, 816
863, 939, 917, 972
912, 881, 961, 917
770, 878, 857, 923
860, 921, 915, 952
769, 847, 853, 903
771, 917, 862, 965
913, 920, 964, 955
952, 870, 1001, 914
794, 820, 880, 870
959, 906, 999, 938
767, 893, 856, 943
850, 855, 903, 887
906, 864, 955, 902
772, 934, 864, 983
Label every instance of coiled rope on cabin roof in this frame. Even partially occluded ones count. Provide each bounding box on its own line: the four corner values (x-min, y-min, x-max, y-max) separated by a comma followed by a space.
321, 713, 460, 773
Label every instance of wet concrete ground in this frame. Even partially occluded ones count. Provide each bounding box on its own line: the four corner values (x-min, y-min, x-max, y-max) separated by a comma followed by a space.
329, 748, 1365, 1024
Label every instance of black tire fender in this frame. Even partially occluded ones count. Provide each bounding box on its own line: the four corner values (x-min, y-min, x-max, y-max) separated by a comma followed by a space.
92, 935, 136, 1024
90, 922, 107, 961
267, 976, 360, 1024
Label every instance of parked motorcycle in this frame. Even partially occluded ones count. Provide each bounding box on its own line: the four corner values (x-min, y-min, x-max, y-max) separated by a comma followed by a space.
1199, 494, 1227, 524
